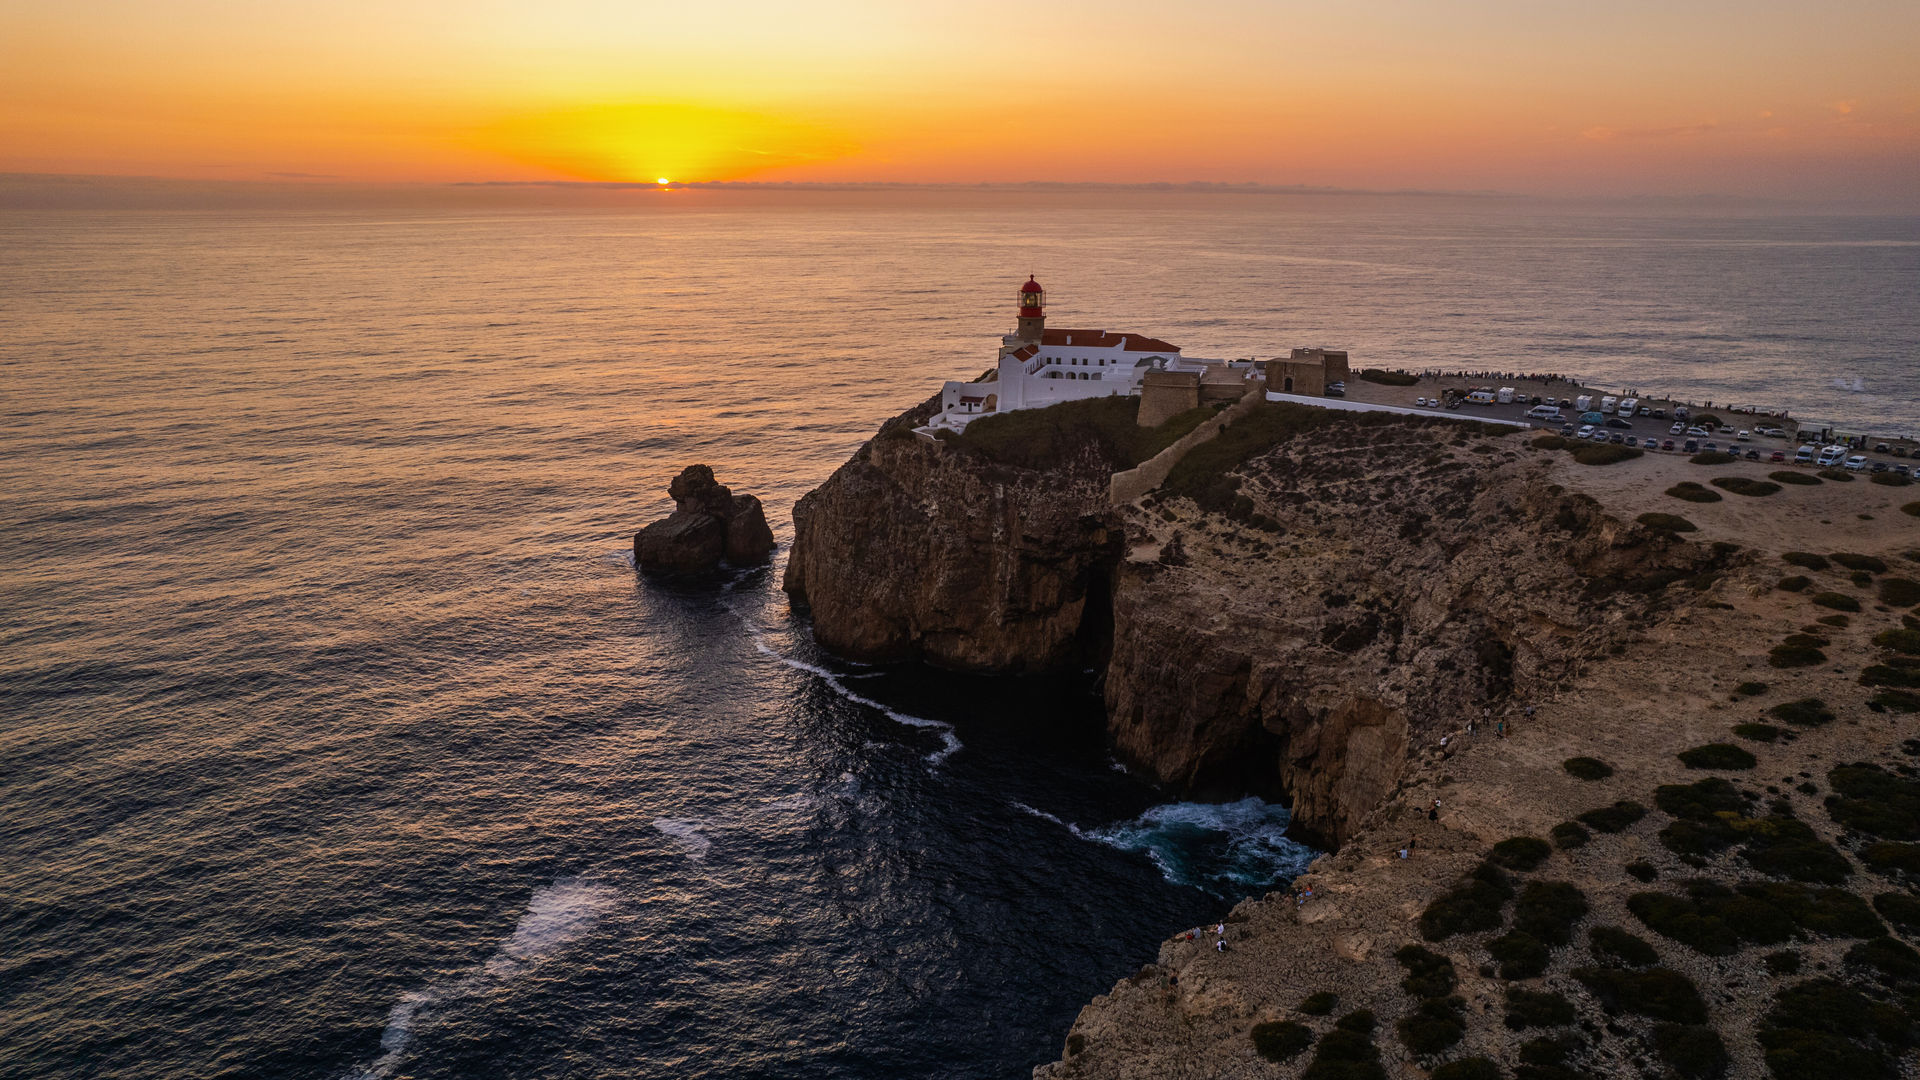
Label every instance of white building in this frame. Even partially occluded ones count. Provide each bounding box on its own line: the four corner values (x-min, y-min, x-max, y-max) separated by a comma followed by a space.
924, 277, 1251, 432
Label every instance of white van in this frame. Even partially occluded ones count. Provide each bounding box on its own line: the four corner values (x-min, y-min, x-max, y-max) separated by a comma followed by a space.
1600, 395, 1619, 413
1794, 446, 1814, 464
1466, 390, 1497, 405
1619, 398, 1639, 415
1817, 446, 1846, 467
1497, 387, 1516, 404
1574, 395, 1593, 412
1526, 405, 1564, 421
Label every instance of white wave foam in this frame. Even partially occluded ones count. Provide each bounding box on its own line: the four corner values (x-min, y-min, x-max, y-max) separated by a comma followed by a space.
344, 877, 616, 1080
652, 818, 713, 860
1009, 800, 1068, 828
1078, 797, 1317, 896
733, 614, 963, 765
603, 549, 636, 568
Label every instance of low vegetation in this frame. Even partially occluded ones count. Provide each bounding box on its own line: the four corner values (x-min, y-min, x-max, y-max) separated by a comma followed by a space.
1638, 512, 1698, 533
1734, 723, 1784, 742
1651, 1022, 1729, 1080
1504, 987, 1578, 1030
1771, 471, 1821, 485
1579, 800, 1647, 833
1430, 1059, 1501, 1080
1784, 551, 1831, 570
1251, 1020, 1314, 1062
1550, 822, 1590, 849
1395, 944, 1457, 998
1769, 640, 1827, 666
1869, 471, 1912, 486
1872, 628, 1920, 654
1571, 443, 1641, 466
952, 396, 1212, 469
1777, 575, 1812, 593
1588, 925, 1659, 967
1690, 451, 1736, 465
1420, 861, 1515, 941
1903, 501, 1920, 518
1831, 552, 1888, 573
1712, 476, 1781, 497
1301, 1011, 1386, 1080
1873, 892, 1920, 934
1489, 836, 1553, 871
1757, 978, 1912, 1080
1818, 468, 1855, 482
1562, 757, 1613, 781
1630, 880, 1881, 955
1513, 881, 1589, 945
1735, 681, 1769, 696
1825, 763, 1920, 840
1667, 481, 1724, 503
1488, 930, 1551, 979
1768, 698, 1834, 726
1812, 590, 1863, 611
1356, 368, 1418, 386
1395, 995, 1467, 1056
1877, 577, 1920, 605
1679, 743, 1757, 770
1298, 990, 1339, 1016
1571, 966, 1708, 1024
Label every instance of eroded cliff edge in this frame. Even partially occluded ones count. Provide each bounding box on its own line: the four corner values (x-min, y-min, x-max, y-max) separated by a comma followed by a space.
784, 400, 1725, 845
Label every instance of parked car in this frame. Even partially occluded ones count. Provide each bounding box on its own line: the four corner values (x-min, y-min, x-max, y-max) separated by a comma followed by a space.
1626, 436, 1642, 447
1876, 442, 1891, 453
1745, 449, 1762, 460
1529, 395, 1543, 405
1651, 408, 1667, 419
1675, 406, 1691, 420
1662, 439, 1676, 451
1736, 430, 1751, 441
1718, 426, 1737, 435
1684, 439, 1700, 453
1577, 425, 1595, 439
1610, 433, 1626, 444
1605, 417, 1633, 429
1795, 446, 1815, 464
1872, 461, 1890, 473
1325, 385, 1345, 397
1636, 406, 1652, 416
1770, 450, 1786, 462
1558, 399, 1573, 409
1686, 426, 1709, 436
1669, 422, 1686, 435
1893, 447, 1908, 458
1845, 454, 1869, 471
1703, 442, 1719, 453
1898, 465, 1912, 476
1559, 424, 1574, 436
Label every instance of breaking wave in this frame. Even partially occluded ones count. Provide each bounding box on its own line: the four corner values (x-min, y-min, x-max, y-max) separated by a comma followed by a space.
1078, 797, 1315, 896
344, 877, 617, 1079
652, 819, 714, 860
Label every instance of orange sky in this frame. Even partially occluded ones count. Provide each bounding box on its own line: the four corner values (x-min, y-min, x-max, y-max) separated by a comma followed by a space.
3, 0, 1916, 202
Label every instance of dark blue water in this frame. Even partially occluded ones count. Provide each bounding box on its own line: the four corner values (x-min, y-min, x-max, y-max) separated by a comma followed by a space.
3, 193, 1915, 1079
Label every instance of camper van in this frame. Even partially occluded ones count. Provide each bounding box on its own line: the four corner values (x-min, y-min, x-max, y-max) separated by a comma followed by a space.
1574, 395, 1593, 412
1466, 390, 1497, 406
1600, 395, 1619, 414
1618, 398, 1639, 415
1497, 387, 1516, 404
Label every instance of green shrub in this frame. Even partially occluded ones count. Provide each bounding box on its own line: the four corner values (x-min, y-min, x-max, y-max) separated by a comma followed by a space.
1588, 925, 1659, 967
1395, 943, 1458, 998
1562, 757, 1613, 781
1758, 979, 1912, 1080
1903, 501, 1920, 518
1571, 966, 1707, 1023
1832, 552, 1888, 573
1826, 763, 1920, 840
1870, 689, 1920, 712
1772, 471, 1822, 485
1735, 680, 1769, 696
1579, 800, 1647, 833
1811, 592, 1862, 612
1513, 881, 1588, 945
1626, 860, 1659, 882
1335, 1009, 1376, 1034
1819, 614, 1853, 627
1852, 569, 1875, 587
1490, 836, 1554, 871
1251, 1020, 1314, 1062
1652, 1023, 1729, 1080
1430, 1059, 1502, 1080
1880, 577, 1920, 605
1504, 987, 1577, 1029
1768, 698, 1834, 726
1860, 842, 1920, 876
1870, 471, 1913, 487
1763, 950, 1801, 975
1777, 576, 1813, 593
1872, 892, 1920, 934
1712, 476, 1781, 497
1734, 723, 1784, 742
1667, 481, 1724, 503
1785, 551, 1832, 570
1872, 628, 1920, 654
1629, 889, 1749, 955
1638, 512, 1698, 533
1299, 990, 1340, 1016
1572, 444, 1642, 466
1489, 930, 1550, 979
1550, 822, 1590, 849
1356, 368, 1419, 386
955, 395, 1212, 469
1861, 664, 1920, 688
1630, 879, 1879, 954
1770, 641, 1828, 666
1421, 861, 1515, 941
1532, 435, 1570, 451
1395, 995, 1467, 1055
1691, 452, 1736, 465
1818, 468, 1855, 482
1846, 935, 1920, 985
1678, 743, 1757, 770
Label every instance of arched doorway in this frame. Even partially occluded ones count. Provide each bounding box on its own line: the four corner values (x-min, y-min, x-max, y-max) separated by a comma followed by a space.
1283, 376, 1294, 393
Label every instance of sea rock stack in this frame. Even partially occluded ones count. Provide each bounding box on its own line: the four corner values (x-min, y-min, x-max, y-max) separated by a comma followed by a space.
634, 465, 775, 574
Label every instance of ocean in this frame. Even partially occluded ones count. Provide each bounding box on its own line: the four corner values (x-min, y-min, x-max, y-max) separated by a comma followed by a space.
2, 191, 1916, 1079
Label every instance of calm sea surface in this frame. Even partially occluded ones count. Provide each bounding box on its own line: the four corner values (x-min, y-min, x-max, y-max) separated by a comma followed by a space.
3, 192, 1917, 1080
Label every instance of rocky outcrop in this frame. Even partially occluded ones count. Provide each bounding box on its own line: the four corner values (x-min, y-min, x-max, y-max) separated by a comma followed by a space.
634, 464, 775, 574
786, 400, 1733, 844
783, 400, 1124, 670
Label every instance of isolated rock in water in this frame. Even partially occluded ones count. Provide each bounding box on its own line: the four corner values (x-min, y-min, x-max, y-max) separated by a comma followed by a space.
634, 465, 775, 573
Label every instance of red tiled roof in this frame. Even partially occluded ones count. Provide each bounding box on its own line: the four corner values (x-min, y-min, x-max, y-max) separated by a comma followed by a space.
1041, 328, 1179, 352
1009, 344, 1038, 360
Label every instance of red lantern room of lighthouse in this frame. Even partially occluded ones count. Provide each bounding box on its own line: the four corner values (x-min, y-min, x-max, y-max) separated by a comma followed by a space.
1015, 277, 1045, 343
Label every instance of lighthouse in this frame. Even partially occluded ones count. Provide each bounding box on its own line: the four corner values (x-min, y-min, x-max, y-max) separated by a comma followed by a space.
1015, 277, 1045, 343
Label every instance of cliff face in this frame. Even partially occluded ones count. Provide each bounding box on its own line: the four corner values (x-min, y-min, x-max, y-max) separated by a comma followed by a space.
783, 399, 1124, 671
786, 402, 1728, 842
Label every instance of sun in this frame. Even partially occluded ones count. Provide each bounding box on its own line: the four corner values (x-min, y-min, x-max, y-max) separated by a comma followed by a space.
656, 177, 670, 185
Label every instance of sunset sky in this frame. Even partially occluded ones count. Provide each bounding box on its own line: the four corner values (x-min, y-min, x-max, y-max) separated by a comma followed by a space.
3, 0, 1916, 202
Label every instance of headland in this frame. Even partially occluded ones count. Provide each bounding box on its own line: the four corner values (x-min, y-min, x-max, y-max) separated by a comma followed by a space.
781, 282, 1920, 1080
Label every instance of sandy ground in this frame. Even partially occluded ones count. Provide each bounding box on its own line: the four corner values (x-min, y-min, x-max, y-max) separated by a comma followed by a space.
1543, 448, 1920, 557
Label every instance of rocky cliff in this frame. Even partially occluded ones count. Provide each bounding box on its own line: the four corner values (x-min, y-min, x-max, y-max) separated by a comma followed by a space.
635, 464, 775, 573
786, 400, 1727, 843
